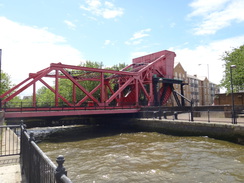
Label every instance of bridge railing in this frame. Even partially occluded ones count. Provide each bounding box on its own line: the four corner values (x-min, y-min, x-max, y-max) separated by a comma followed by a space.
2, 101, 140, 112
141, 106, 244, 124
21, 124, 72, 183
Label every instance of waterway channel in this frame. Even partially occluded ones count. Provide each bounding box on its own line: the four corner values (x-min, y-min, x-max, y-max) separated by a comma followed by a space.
37, 125, 244, 183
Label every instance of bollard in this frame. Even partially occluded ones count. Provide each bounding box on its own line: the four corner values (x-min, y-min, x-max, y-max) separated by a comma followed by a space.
55, 155, 67, 183
173, 112, 178, 120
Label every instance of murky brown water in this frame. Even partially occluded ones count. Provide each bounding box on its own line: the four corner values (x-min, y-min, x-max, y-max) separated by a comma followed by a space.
38, 125, 244, 183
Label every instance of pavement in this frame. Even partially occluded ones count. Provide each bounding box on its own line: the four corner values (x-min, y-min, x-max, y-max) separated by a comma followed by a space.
0, 155, 23, 183
0, 127, 25, 183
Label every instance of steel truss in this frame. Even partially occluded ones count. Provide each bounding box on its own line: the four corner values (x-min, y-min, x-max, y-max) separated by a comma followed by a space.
1, 50, 176, 109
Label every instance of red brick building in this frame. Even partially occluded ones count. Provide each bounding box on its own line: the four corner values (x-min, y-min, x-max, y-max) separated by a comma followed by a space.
168, 62, 220, 106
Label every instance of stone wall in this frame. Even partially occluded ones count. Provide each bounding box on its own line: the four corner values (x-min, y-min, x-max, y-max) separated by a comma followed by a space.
129, 118, 244, 144
0, 111, 4, 126
214, 92, 244, 106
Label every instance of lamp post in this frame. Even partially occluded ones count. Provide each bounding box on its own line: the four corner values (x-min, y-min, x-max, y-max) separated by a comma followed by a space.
0, 49, 1, 91
230, 65, 236, 124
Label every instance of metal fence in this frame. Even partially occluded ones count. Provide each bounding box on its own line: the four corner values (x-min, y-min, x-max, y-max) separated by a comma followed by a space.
20, 124, 72, 183
141, 107, 244, 125
2, 101, 140, 113
0, 125, 21, 156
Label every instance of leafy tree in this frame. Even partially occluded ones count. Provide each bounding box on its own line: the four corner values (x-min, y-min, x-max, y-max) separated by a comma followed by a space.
220, 45, 244, 93
36, 61, 105, 105
0, 71, 12, 95
35, 61, 128, 105
36, 86, 55, 106
0, 71, 26, 107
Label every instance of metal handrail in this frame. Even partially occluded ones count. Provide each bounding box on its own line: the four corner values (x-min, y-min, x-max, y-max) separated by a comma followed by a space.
20, 124, 72, 183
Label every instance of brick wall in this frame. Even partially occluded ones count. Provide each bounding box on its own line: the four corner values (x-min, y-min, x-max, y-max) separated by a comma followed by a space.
214, 92, 244, 106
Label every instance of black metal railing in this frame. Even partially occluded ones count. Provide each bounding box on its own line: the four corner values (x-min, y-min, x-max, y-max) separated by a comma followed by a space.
141, 107, 244, 124
2, 101, 140, 113
0, 125, 21, 156
20, 124, 72, 183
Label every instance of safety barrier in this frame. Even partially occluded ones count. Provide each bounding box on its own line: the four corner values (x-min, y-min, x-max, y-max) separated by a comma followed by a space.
0, 125, 21, 156
20, 124, 72, 183
140, 107, 244, 124
2, 101, 140, 113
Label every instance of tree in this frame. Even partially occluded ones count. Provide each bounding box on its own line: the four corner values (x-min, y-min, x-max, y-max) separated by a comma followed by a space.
35, 61, 129, 105
220, 45, 244, 93
0, 71, 12, 96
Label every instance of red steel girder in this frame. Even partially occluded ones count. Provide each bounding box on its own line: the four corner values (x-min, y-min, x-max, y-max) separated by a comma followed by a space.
1, 50, 176, 109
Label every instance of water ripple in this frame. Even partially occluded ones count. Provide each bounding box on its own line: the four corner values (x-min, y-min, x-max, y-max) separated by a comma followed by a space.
38, 127, 244, 183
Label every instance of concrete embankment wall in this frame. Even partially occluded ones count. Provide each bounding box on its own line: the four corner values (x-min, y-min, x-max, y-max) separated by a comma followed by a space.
127, 118, 244, 144
0, 111, 4, 126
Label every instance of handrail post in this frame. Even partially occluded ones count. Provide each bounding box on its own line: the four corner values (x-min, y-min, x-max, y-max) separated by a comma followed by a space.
158, 107, 161, 120
173, 112, 178, 120
55, 155, 67, 183
190, 99, 194, 122
20, 121, 25, 174
28, 132, 35, 183
163, 111, 167, 119
208, 110, 210, 122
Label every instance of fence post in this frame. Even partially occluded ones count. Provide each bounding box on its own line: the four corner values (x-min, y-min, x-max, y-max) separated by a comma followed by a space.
20, 121, 26, 175
208, 110, 210, 122
28, 132, 35, 183
173, 112, 178, 120
163, 111, 167, 119
55, 155, 67, 183
190, 100, 194, 122
158, 107, 161, 120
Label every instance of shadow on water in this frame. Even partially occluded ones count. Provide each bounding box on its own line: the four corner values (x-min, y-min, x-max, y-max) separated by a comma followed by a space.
34, 124, 141, 143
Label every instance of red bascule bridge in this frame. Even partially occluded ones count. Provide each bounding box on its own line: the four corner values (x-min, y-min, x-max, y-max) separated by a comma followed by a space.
1, 50, 187, 119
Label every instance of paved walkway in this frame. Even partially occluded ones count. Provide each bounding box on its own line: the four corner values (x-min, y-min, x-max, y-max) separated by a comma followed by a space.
0, 155, 23, 183
0, 127, 24, 183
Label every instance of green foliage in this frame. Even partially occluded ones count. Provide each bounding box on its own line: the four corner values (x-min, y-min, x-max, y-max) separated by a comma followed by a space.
0, 71, 12, 95
220, 45, 244, 93
35, 61, 128, 105
36, 86, 54, 106
105, 63, 127, 71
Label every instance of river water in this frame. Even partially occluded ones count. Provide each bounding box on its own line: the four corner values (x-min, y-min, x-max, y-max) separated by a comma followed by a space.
38, 125, 244, 183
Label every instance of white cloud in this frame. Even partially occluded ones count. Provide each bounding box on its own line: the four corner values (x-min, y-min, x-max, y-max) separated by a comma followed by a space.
130, 51, 149, 60
188, 0, 244, 35
125, 29, 151, 45
104, 40, 111, 45
80, 0, 123, 19
171, 35, 244, 86
103, 39, 116, 46
170, 22, 176, 28
131, 28, 151, 40
64, 20, 76, 30
125, 39, 143, 46
188, 0, 230, 17
0, 17, 84, 88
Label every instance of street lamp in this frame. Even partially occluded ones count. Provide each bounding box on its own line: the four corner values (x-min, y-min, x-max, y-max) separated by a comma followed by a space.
230, 65, 236, 124
0, 49, 2, 110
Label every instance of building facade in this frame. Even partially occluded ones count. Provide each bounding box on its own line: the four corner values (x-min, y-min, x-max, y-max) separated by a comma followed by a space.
168, 62, 220, 106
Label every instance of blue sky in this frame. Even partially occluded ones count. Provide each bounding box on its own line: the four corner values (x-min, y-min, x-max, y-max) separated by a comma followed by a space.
0, 0, 244, 94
